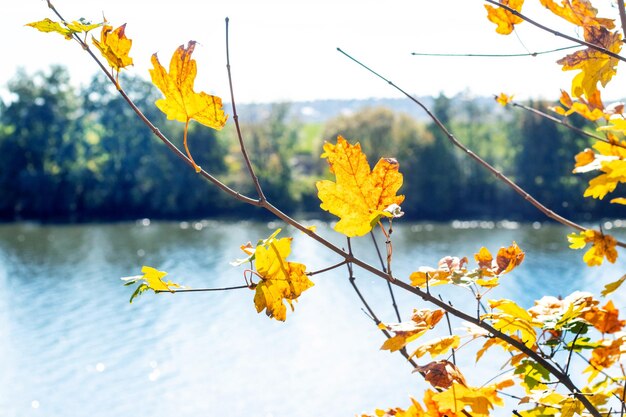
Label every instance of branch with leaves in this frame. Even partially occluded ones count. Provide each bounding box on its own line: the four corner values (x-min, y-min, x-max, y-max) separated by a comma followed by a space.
27, 1, 626, 417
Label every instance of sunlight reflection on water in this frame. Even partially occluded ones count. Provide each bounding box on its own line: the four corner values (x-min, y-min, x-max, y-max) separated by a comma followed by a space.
0, 221, 624, 417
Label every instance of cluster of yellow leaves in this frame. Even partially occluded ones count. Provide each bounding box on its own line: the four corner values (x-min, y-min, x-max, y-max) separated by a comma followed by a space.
410, 242, 524, 289
27, 18, 132, 78
567, 229, 617, 266
316, 135, 404, 237
482, 299, 542, 347
551, 90, 606, 121
121, 265, 182, 303
234, 229, 313, 321
362, 379, 513, 417
485, 0, 524, 34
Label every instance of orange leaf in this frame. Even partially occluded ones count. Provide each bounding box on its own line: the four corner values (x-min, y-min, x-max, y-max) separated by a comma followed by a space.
582, 300, 626, 333
413, 360, 467, 389
380, 309, 444, 352
316, 136, 404, 237
495, 93, 514, 106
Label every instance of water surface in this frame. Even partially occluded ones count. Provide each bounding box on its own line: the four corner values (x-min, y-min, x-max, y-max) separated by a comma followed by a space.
0, 220, 624, 417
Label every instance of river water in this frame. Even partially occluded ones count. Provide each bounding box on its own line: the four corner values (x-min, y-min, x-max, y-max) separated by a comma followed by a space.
0, 220, 624, 417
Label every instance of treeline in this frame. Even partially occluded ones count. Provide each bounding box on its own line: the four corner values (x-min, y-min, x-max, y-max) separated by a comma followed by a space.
0, 66, 618, 222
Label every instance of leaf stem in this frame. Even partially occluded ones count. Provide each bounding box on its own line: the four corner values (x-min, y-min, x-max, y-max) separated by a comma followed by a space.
307, 260, 348, 276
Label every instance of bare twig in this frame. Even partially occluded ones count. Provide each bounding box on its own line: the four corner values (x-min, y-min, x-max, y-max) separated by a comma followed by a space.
412, 45, 578, 58
156, 284, 249, 293
370, 231, 402, 322
439, 295, 457, 365
307, 260, 348, 276
336, 47, 626, 251
484, 0, 626, 63
225, 18, 266, 202
619, 0, 626, 40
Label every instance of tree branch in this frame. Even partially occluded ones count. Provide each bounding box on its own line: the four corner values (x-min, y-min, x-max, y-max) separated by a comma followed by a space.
484, 0, 626, 63
411, 45, 578, 58
336, 47, 626, 250
225, 18, 266, 202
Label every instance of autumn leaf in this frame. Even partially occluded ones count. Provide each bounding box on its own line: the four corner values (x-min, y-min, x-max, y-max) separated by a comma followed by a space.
429, 380, 511, 417
484, 0, 524, 35
557, 27, 622, 99
92, 23, 133, 74
316, 135, 404, 237
483, 299, 541, 347
584, 336, 626, 381
379, 309, 444, 351
121, 265, 182, 303
409, 335, 460, 360
413, 360, 467, 389
601, 274, 626, 296
410, 256, 468, 287
26, 17, 102, 40
567, 230, 617, 266
495, 93, 514, 106
150, 41, 228, 172
246, 231, 313, 321
582, 300, 626, 333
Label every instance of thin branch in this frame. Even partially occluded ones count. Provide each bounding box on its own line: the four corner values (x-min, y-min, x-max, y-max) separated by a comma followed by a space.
156, 284, 249, 293
508, 99, 626, 149
412, 45, 578, 58
564, 326, 584, 375
307, 260, 348, 276
439, 295, 457, 365
484, 0, 626, 63
370, 230, 402, 322
336, 47, 626, 250
225, 18, 266, 202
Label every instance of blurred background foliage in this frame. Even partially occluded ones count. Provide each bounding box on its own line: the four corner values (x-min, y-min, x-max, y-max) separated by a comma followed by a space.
0, 66, 618, 222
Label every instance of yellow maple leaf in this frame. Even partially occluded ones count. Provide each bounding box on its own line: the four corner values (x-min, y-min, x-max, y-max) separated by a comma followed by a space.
150, 41, 228, 172
316, 135, 404, 237
92, 23, 133, 74
121, 265, 182, 303
557, 27, 622, 99
379, 309, 444, 352
482, 299, 540, 347
568, 230, 617, 266
251, 234, 313, 321
484, 0, 524, 35
26, 17, 102, 40
430, 381, 511, 417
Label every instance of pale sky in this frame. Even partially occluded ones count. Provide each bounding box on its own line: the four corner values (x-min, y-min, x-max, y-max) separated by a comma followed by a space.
3, 0, 626, 104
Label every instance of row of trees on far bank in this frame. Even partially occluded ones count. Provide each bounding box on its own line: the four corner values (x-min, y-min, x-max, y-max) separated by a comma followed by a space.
0, 66, 617, 222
